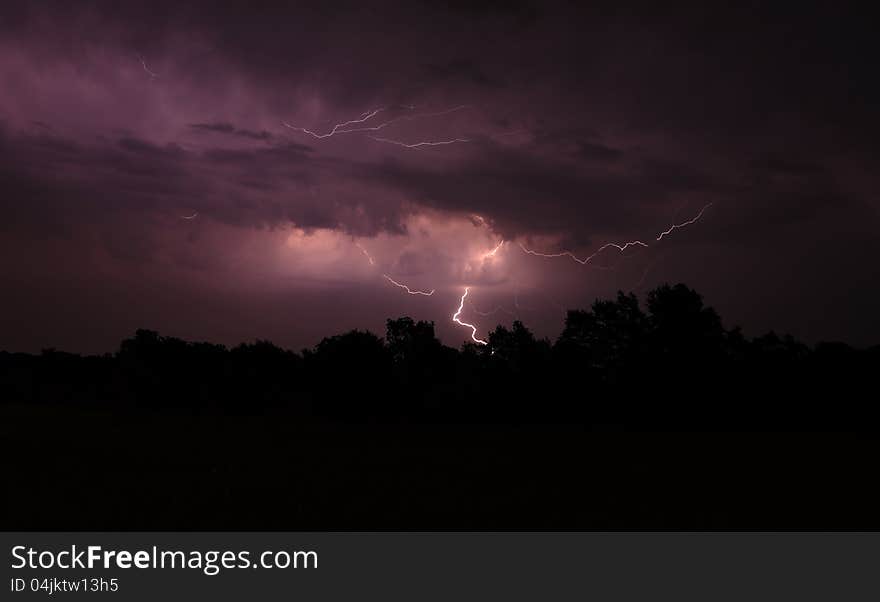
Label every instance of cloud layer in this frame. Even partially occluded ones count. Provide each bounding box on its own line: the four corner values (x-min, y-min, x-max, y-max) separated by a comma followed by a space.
1, 2, 878, 351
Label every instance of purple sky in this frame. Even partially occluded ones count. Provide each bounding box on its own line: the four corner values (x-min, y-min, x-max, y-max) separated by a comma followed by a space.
2, 2, 879, 353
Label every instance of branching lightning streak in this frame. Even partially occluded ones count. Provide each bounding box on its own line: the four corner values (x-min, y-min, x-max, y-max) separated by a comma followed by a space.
519, 203, 714, 266
326, 105, 470, 135
453, 287, 487, 345
282, 105, 470, 148
518, 240, 648, 265
656, 203, 713, 241
282, 108, 385, 139
383, 275, 435, 296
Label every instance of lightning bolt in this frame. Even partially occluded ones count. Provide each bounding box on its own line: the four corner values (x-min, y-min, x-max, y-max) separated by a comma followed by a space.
355, 241, 436, 297
180, 212, 199, 220
355, 241, 434, 295
282, 105, 471, 148
656, 202, 713, 241
282, 108, 385, 139
137, 54, 159, 78
518, 240, 648, 265
368, 136, 470, 149
382, 275, 435, 296
332, 105, 470, 135
453, 287, 487, 345
518, 203, 714, 266
480, 239, 505, 260
355, 242, 376, 265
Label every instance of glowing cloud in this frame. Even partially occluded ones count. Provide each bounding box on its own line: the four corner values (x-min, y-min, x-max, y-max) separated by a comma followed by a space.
480, 239, 505, 260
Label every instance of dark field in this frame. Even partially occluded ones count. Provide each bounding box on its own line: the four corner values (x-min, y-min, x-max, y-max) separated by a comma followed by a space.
3, 403, 878, 530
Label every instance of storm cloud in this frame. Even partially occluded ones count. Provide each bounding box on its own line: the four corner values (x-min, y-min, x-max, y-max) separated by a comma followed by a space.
1, 1, 878, 352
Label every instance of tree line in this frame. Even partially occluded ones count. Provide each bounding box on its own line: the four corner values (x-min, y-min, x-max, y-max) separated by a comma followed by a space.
1, 284, 876, 428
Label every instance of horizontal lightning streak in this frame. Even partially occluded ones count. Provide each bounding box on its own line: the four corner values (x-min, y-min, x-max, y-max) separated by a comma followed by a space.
180, 212, 198, 220
453, 287, 487, 345
383, 275, 435, 296
282, 108, 385, 139
518, 240, 647, 265
328, 105, 470, 135
518, 203, 714, 266
368, 136, 470, 148
282, 105, 471, 148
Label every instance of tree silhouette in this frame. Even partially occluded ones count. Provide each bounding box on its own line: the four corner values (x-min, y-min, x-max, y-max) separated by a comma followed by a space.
646, 284, 724, 355
3, 283, 879, 533
556, 292, 646, 383
305, 329, 390, 417
0, 283, 876, 429
386, 317, 442, 363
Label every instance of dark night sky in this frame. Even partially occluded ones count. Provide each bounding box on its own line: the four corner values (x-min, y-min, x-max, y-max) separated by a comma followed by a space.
1, 1, 879, 353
